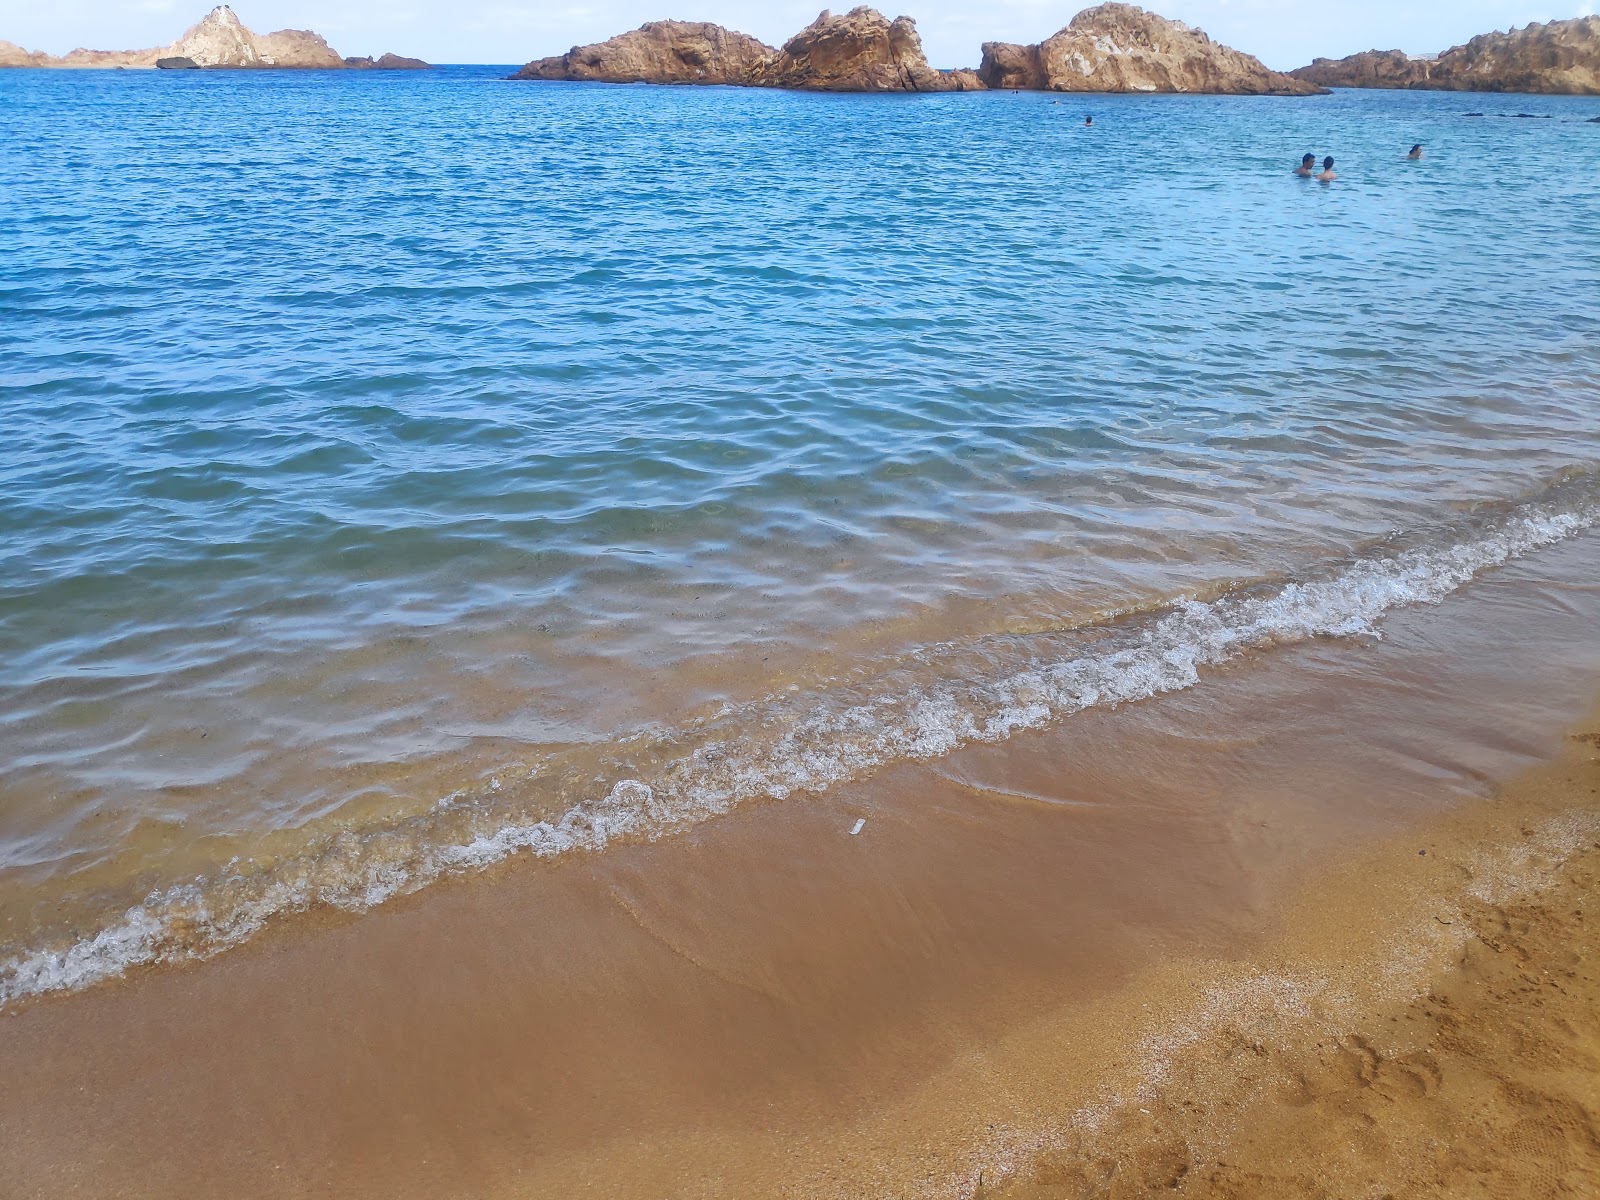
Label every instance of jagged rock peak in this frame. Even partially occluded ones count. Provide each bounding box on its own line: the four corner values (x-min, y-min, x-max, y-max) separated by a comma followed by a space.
1291, 15, 1600, 95
980, 3, 1323, 95
0, 6, 427, 70
167, 5, 264, 67
751, 7, 982, 91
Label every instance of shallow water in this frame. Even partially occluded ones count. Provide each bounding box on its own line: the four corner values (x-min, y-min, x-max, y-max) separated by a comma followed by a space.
1, 68, 1598, 1000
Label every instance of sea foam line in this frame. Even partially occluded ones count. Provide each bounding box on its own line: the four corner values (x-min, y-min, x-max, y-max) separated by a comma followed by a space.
2, 491, 1596, 1006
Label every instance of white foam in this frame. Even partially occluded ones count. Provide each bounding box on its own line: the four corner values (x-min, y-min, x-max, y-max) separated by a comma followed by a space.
2, 494, 1595, 1007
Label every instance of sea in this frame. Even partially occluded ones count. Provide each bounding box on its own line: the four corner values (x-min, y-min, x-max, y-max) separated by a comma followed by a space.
1, 65, 1598, 1005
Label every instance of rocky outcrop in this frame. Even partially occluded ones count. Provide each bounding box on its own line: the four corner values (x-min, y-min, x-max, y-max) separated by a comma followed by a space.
1291, 16, 1600, 94
156, 56, 200, 69
252, 27, 346, 69
166, 4, 264, 65
979, 3, 1323, 94
1, 6, 425, 70
0, 38, 48, 66
51, 46, 162, 68
512, 8, 979, 91
512, 20, 775, 84
749, 7, 980, 91
1290, 49, 1427, 90
345, 53, 432, 70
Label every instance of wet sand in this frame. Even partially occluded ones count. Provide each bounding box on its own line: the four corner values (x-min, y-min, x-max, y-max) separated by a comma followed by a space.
2, 535, 1599, 1197
974, 723, 1600, 1199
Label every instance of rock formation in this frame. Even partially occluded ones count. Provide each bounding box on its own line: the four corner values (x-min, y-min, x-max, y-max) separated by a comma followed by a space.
512, 7, 980, 91
1, 38, 47, 67
749, 7, 981, 91
512, 20, 775, 84
979, 3, 1323, 94
344, 53, 432, 70
1291, 48, 1425, 90
0, 5, 428, 70
1291, 16, 1600, 95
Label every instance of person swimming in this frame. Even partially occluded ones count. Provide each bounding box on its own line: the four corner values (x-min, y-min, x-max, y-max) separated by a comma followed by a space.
1409, 143, 1424, 160
1317, 156, 1337, 182
1084, 115, 1093, 127
1294, 153, 1317, 177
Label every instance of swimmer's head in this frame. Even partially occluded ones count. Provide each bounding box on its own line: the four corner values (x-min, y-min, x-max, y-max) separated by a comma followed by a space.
1323, 156, 1335, 170
1302, 154, 1316, 165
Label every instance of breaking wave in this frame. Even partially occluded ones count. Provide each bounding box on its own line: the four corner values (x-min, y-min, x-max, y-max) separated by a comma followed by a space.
3, 473, 1597, 1006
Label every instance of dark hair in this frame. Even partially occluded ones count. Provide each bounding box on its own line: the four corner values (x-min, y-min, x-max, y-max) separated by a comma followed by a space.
1302, 153, 1316, 163
1323, 156, 1335, 169
1411, 144, 1423, 152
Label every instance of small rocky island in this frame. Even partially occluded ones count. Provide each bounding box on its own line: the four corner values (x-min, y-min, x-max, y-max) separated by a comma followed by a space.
514, 7, 979, 91
1291, 15, 1600, 95
0, 5, 429, 70
979, 4, 1320, 94
512, 3, 1312, 94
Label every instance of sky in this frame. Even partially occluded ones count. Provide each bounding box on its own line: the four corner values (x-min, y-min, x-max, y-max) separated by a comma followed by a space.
2, 0, 1595, 71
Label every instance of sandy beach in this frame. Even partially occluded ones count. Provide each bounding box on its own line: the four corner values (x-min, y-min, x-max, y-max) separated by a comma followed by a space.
3, 530, 1599, 1198
4, 21, 1600, 1197
976, 721, 1600, 1199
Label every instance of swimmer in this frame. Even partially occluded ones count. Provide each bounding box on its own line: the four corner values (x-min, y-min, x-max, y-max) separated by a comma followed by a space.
1317, 155, 1337, 182
1085, 114, 1093, 127
1294, 153, 1316, 177
1408, 143, 1423, 159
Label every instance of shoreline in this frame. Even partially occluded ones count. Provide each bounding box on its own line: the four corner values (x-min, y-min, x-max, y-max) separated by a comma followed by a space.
2, 533, 1599, 1196
969, 719, 1600, 1198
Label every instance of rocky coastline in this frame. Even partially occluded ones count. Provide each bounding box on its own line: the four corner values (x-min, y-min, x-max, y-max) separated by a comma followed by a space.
1291, 15, 1600, 95
511, 4, 1305, 94
0, 5, 428, 70
7, 3, 1598, 96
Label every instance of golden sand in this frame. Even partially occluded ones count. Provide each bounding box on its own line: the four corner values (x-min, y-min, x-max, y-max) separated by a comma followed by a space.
2, 544, 1599, 1198
971, 726, 1600, 1199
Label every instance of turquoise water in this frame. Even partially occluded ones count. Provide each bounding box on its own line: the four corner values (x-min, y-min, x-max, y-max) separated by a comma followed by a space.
1, 67, 1598, 998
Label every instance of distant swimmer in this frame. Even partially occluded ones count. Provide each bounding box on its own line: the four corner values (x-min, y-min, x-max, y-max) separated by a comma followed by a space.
1317, 155, 1337, 182
1294, 153, 1317, 177
1085, 114, 1093, 127
1409, 143, 1424, 159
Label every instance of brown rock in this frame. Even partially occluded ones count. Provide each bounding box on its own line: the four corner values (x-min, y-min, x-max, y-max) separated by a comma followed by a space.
0, 5, 422, 70
345, 53, 432, 70
749, 7, 980, 92
1291, 48, 1430, 90
253, 28, 345, 69
1292, 16, 1600, 95
165, 5, 262, 66
979, 3, 1324, 95
976, 41, 1043, 91
510, 8, 981, 92
511, 21, 776, 84
0, 38, 48, 67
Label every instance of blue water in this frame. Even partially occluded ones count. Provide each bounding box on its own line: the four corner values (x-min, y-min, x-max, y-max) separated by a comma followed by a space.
1, 66, 1598, 997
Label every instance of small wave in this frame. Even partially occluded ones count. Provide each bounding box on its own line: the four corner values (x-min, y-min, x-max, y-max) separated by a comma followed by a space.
3, 474, 1597, 1006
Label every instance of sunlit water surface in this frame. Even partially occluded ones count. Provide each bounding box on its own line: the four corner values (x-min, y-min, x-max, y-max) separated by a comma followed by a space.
1, 67, 1597, 998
